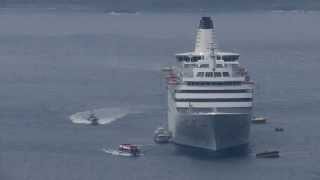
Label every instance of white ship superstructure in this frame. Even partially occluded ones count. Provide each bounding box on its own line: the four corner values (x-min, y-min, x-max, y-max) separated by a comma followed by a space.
166, 17, 254, 151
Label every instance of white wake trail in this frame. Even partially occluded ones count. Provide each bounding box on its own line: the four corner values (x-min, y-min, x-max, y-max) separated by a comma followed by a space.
69, 107, 131, 125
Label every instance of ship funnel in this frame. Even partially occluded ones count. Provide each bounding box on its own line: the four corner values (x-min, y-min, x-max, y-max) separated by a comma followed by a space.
194, 17, 217, 54
199, 16, 213, 29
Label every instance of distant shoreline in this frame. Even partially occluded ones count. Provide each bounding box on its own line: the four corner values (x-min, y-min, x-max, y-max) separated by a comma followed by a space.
1, 3, 320, 13
0, 6, 320, 15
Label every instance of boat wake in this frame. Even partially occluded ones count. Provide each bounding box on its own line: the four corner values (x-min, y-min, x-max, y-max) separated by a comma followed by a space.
106, 11, 140, 16
69, 107, 132, 125
102, 148, 144, 157
102, 148, 133, 157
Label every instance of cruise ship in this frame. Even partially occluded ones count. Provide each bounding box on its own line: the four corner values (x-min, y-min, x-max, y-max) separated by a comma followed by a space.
165, 17, 254, 151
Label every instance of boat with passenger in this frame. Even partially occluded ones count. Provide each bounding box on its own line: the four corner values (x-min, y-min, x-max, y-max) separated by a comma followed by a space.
118, 144, 141, 156
154, 127, 172, 143
87, 112, 99, 125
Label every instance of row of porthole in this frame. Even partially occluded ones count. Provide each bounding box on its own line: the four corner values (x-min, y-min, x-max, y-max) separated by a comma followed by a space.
186, 81, 242, 86
196, 71, 230, 77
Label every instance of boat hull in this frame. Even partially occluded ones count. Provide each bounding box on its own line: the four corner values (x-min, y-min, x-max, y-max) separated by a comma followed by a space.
171, 112, 251, 151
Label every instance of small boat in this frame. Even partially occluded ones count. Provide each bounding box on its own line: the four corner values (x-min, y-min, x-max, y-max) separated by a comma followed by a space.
87, 112, 99, 125
252, 117, 267, 124
154, 134, 171, 144
154, 127, 171, 144
256, 150, 280, 158
275, 127, 284, 132
118, 144, 141, 156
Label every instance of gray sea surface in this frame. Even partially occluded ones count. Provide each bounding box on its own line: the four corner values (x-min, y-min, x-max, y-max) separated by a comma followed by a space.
0, 9, 320, 180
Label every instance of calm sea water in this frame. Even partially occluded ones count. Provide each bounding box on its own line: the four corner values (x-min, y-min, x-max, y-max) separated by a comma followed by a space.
0, 9, 320, 180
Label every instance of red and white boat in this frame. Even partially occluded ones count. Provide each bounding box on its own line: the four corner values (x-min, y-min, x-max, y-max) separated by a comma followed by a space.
118, 144, 140, 156
102, 144, 141, 157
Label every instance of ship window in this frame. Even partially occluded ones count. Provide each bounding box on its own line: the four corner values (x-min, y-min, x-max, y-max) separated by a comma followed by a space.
222, 55, 239, 62
175, 98, 252, 102
217, 56, 221, 60
223, 72, 230, 77
200, 64, 209, 68
176, 89, 251, 93
184, 64, 198, 68
205, 72, 213, 77
214, 72, 222, 77
176, 56, 190, 62
216, 64, 223, 68
191, 56, 201, 62
196, 72, 204, 77
186, 81, 242, 86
